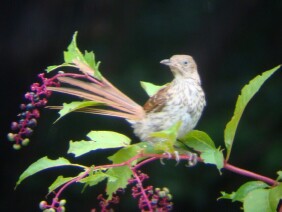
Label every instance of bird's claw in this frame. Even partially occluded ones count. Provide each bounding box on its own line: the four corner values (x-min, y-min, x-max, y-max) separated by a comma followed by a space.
174, 151, 180, 166
160, 152, 172, 165
160, 151, 180, 165
185, 152, 198, 167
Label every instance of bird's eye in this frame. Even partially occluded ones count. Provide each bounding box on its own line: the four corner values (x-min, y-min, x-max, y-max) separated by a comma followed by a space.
183, 61, 189, 65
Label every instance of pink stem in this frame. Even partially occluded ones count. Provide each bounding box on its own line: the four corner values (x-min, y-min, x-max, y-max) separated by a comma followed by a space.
224, 162, 278, 186
132, 170, 153, 212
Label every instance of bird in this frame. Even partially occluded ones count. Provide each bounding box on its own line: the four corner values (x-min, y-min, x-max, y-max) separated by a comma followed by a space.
48, 55, 206, 142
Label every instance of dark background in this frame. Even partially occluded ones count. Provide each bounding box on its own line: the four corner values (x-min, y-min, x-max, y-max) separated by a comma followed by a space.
1, 1, 281, 211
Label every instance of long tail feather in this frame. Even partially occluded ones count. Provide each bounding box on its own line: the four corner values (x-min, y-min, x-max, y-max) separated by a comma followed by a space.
47, 60, 145, 121
48, 86, 140, 116
47, 106, 139, 120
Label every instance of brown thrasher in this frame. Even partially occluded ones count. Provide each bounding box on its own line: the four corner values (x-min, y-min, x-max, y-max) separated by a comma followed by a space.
48, 55, 206, 141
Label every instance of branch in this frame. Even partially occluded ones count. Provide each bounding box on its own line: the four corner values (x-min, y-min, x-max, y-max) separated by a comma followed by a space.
224, 162, 278, 186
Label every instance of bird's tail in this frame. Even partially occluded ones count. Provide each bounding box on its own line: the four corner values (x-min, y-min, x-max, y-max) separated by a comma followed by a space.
47, 60, 145, 121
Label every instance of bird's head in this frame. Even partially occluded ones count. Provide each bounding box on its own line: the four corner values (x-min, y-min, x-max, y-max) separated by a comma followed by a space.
160, 55, 200, 82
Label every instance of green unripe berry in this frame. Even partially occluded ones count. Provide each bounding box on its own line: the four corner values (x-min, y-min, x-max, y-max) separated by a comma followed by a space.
167, 194, 173, 200
22, 138, 30, 146
162, 187, 170, 194
43, 208, 55, 212
60, 206, 66, 212
7, 133, 15, 142
158, 190, 166, 198
59, 199, 66, 206
13, 144, 21, 150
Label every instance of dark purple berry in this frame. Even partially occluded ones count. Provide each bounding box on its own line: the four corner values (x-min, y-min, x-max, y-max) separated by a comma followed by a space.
26, 103, 34, 110
33, 96, 40, 102
11, 122, 19, 130
20, 104, 26, 110
20, 112, 27, 118
25, 127, 33, 136
19, 119, 25, 124
27, 119, 37, 128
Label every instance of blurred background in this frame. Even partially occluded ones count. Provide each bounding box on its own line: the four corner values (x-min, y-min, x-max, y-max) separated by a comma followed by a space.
1, 1, 281, 211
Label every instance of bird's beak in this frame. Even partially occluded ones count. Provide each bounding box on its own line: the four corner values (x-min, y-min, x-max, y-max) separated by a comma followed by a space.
160, 59, 171, 66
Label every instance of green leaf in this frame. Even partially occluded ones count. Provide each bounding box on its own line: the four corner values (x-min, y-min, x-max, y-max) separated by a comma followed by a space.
87, 131, 131, 145
45, 63, 74, 73
63, 31, 86, 64
82, 50, 103, 79
219, 181, 269, 202
276, 170, 282, 181
233, 181, 269, 202
140, 81, 166, 97
201, 148, 224, 171
106, 144, 147, 199
219, 191, 236, 200
63, 32, 103, 80
68, 131, 131, 157
269, 183, 282, 211
56, 101, 101, 122
181, 130, 224, 170
46, 32, 103, 80
182, 130, 216, 150
224, 65, 281, 161
106, 166, 132, 200
15, 157, 76, 188
48, 175, 75, 194
150, 121, 182, 152
79, 172, 108, 187
243, 189, 271, 212
108, 144, 142, 164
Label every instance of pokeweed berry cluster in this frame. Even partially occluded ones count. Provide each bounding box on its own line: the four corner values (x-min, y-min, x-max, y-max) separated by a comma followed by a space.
39, 199, 66, 212
130, 171, 173, 211
7, 73, 60, 150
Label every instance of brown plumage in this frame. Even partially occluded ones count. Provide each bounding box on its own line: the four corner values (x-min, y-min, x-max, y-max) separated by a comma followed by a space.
48, 55, 206, 141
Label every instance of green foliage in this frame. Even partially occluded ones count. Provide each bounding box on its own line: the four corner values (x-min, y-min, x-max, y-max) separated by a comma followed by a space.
224, 65, 281, 160
220, 181, 282, 212
220, 181, 269, 202
150, 121, 181, 153
106, 166, 132, 200
68, 131, 131, 157
79, 171, 108, 187
15, 157, 83, 189
46, 32, 102, 80
49, 176, 76, 194
105, 144, 145, 199
276, 171, 282, 181
180, 130, 224, 171
56, 101, 102, 122
108, 144, 142, 164
140, 81, 165, 97
243, 184, 282, 212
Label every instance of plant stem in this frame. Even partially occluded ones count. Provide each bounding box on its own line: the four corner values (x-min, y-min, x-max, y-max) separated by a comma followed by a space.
224, 162, 278, 186
132, 170, 153, 212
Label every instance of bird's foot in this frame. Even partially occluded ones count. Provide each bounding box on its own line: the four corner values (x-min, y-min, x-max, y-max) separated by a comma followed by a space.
185, 152, 198, 167
160, 151, 181, 165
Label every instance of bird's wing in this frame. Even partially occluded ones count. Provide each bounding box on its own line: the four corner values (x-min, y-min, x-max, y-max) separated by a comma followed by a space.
143, 84, 171, 113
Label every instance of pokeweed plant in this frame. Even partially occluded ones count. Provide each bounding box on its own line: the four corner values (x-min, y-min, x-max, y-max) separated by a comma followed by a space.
8, 32, 281, 212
